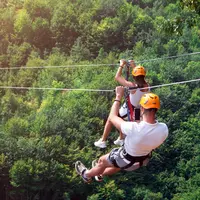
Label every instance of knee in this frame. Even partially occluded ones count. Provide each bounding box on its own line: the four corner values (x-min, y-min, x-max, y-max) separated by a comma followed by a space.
97, 155, 109, 167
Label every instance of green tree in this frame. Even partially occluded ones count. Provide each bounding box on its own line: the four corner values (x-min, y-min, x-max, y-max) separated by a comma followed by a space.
50, 0, 78, 53
4, 117, 29, 137
70, 37, 91, 62
88, 180, 125, 200
14, 9, 33, 42
7, 42, 32, 68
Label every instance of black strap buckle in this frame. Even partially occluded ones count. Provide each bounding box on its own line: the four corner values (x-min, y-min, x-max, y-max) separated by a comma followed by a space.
122, 149, 134, 161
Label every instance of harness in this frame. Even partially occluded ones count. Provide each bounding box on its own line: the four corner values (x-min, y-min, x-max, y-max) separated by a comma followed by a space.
109, 147, 152, 170
124, 87, 134, 121
120, 148, 152, 170
124, 61, 142, 121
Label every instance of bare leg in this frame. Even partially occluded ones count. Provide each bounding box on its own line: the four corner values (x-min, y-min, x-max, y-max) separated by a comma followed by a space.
85, 154, 119, 178
102, 166, 121, 176
101, 119, 113, 141
102, 119, 124, 141
119, 131, 124, 140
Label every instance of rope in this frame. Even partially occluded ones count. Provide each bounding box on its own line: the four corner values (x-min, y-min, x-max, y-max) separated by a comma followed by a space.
0, 52, 199, 70
0, 78, 199, 92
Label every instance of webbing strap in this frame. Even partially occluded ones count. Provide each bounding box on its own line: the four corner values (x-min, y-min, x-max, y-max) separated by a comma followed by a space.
121, 150, 152, 170
125, 63, 134, 121
127, 95, 134, 121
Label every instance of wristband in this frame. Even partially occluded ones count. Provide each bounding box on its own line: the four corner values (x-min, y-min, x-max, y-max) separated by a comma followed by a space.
119, 66, 123, 68
114, 99, 121, 103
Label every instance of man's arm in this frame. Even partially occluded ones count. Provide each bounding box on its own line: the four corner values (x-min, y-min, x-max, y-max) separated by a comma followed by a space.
108, 86, 125, 132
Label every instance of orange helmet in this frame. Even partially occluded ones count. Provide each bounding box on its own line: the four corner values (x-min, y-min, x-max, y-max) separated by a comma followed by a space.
132, 65, 146, 76
140, 93, 160, 109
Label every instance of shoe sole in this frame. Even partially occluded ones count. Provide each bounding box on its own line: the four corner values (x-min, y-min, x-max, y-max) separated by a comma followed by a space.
75, 161, 92, 183
75, 161, 84, 175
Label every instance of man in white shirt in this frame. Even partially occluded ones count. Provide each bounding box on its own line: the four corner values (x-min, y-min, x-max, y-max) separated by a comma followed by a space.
75, 86, 169, 183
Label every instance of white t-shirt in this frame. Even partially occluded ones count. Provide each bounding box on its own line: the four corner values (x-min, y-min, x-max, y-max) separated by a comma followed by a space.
121, 121, 168, 156
130, 88, 150, 108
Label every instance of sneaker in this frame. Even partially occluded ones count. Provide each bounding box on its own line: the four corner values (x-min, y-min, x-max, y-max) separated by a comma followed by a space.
94, 138, 106, 148
92, 160, 103, 182
114, 137, 124, 146
75, 161, 92, 183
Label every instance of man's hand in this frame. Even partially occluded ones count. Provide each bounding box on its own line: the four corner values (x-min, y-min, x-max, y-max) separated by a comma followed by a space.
115, 86, 124, 100
120, 59, 126, 68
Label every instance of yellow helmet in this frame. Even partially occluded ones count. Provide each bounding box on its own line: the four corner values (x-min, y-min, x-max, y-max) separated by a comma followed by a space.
140, 93, 160, 109
132, 65, 146, 76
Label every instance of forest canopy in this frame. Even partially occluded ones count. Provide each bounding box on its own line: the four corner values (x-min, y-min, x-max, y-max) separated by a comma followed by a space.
0, 0, 200, 199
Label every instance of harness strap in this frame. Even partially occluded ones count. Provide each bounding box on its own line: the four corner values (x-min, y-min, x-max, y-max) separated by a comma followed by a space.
125, 62, 139, 122
121, 149, 152, 170
134, 108, 140, 121
127, 94, 134, 121
124, 63, 134, 122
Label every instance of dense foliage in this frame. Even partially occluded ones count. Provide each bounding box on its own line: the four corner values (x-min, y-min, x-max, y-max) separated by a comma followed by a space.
0, 0, 200, 199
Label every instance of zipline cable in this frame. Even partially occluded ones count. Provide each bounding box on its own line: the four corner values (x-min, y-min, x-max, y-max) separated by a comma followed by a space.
129, 78, 200, 91
136, 51, 200, 64
0, 78, 199, 92
0, 86, 113, 92
0, 64, 114, 70
0, 52, 199, 70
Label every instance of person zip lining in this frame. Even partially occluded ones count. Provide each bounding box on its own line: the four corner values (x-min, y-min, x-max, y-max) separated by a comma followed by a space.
75, 86, 169, 183
94, 59, 150, 148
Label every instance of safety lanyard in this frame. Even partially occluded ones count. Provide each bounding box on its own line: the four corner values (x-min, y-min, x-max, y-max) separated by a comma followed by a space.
124, 62, 134, 121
